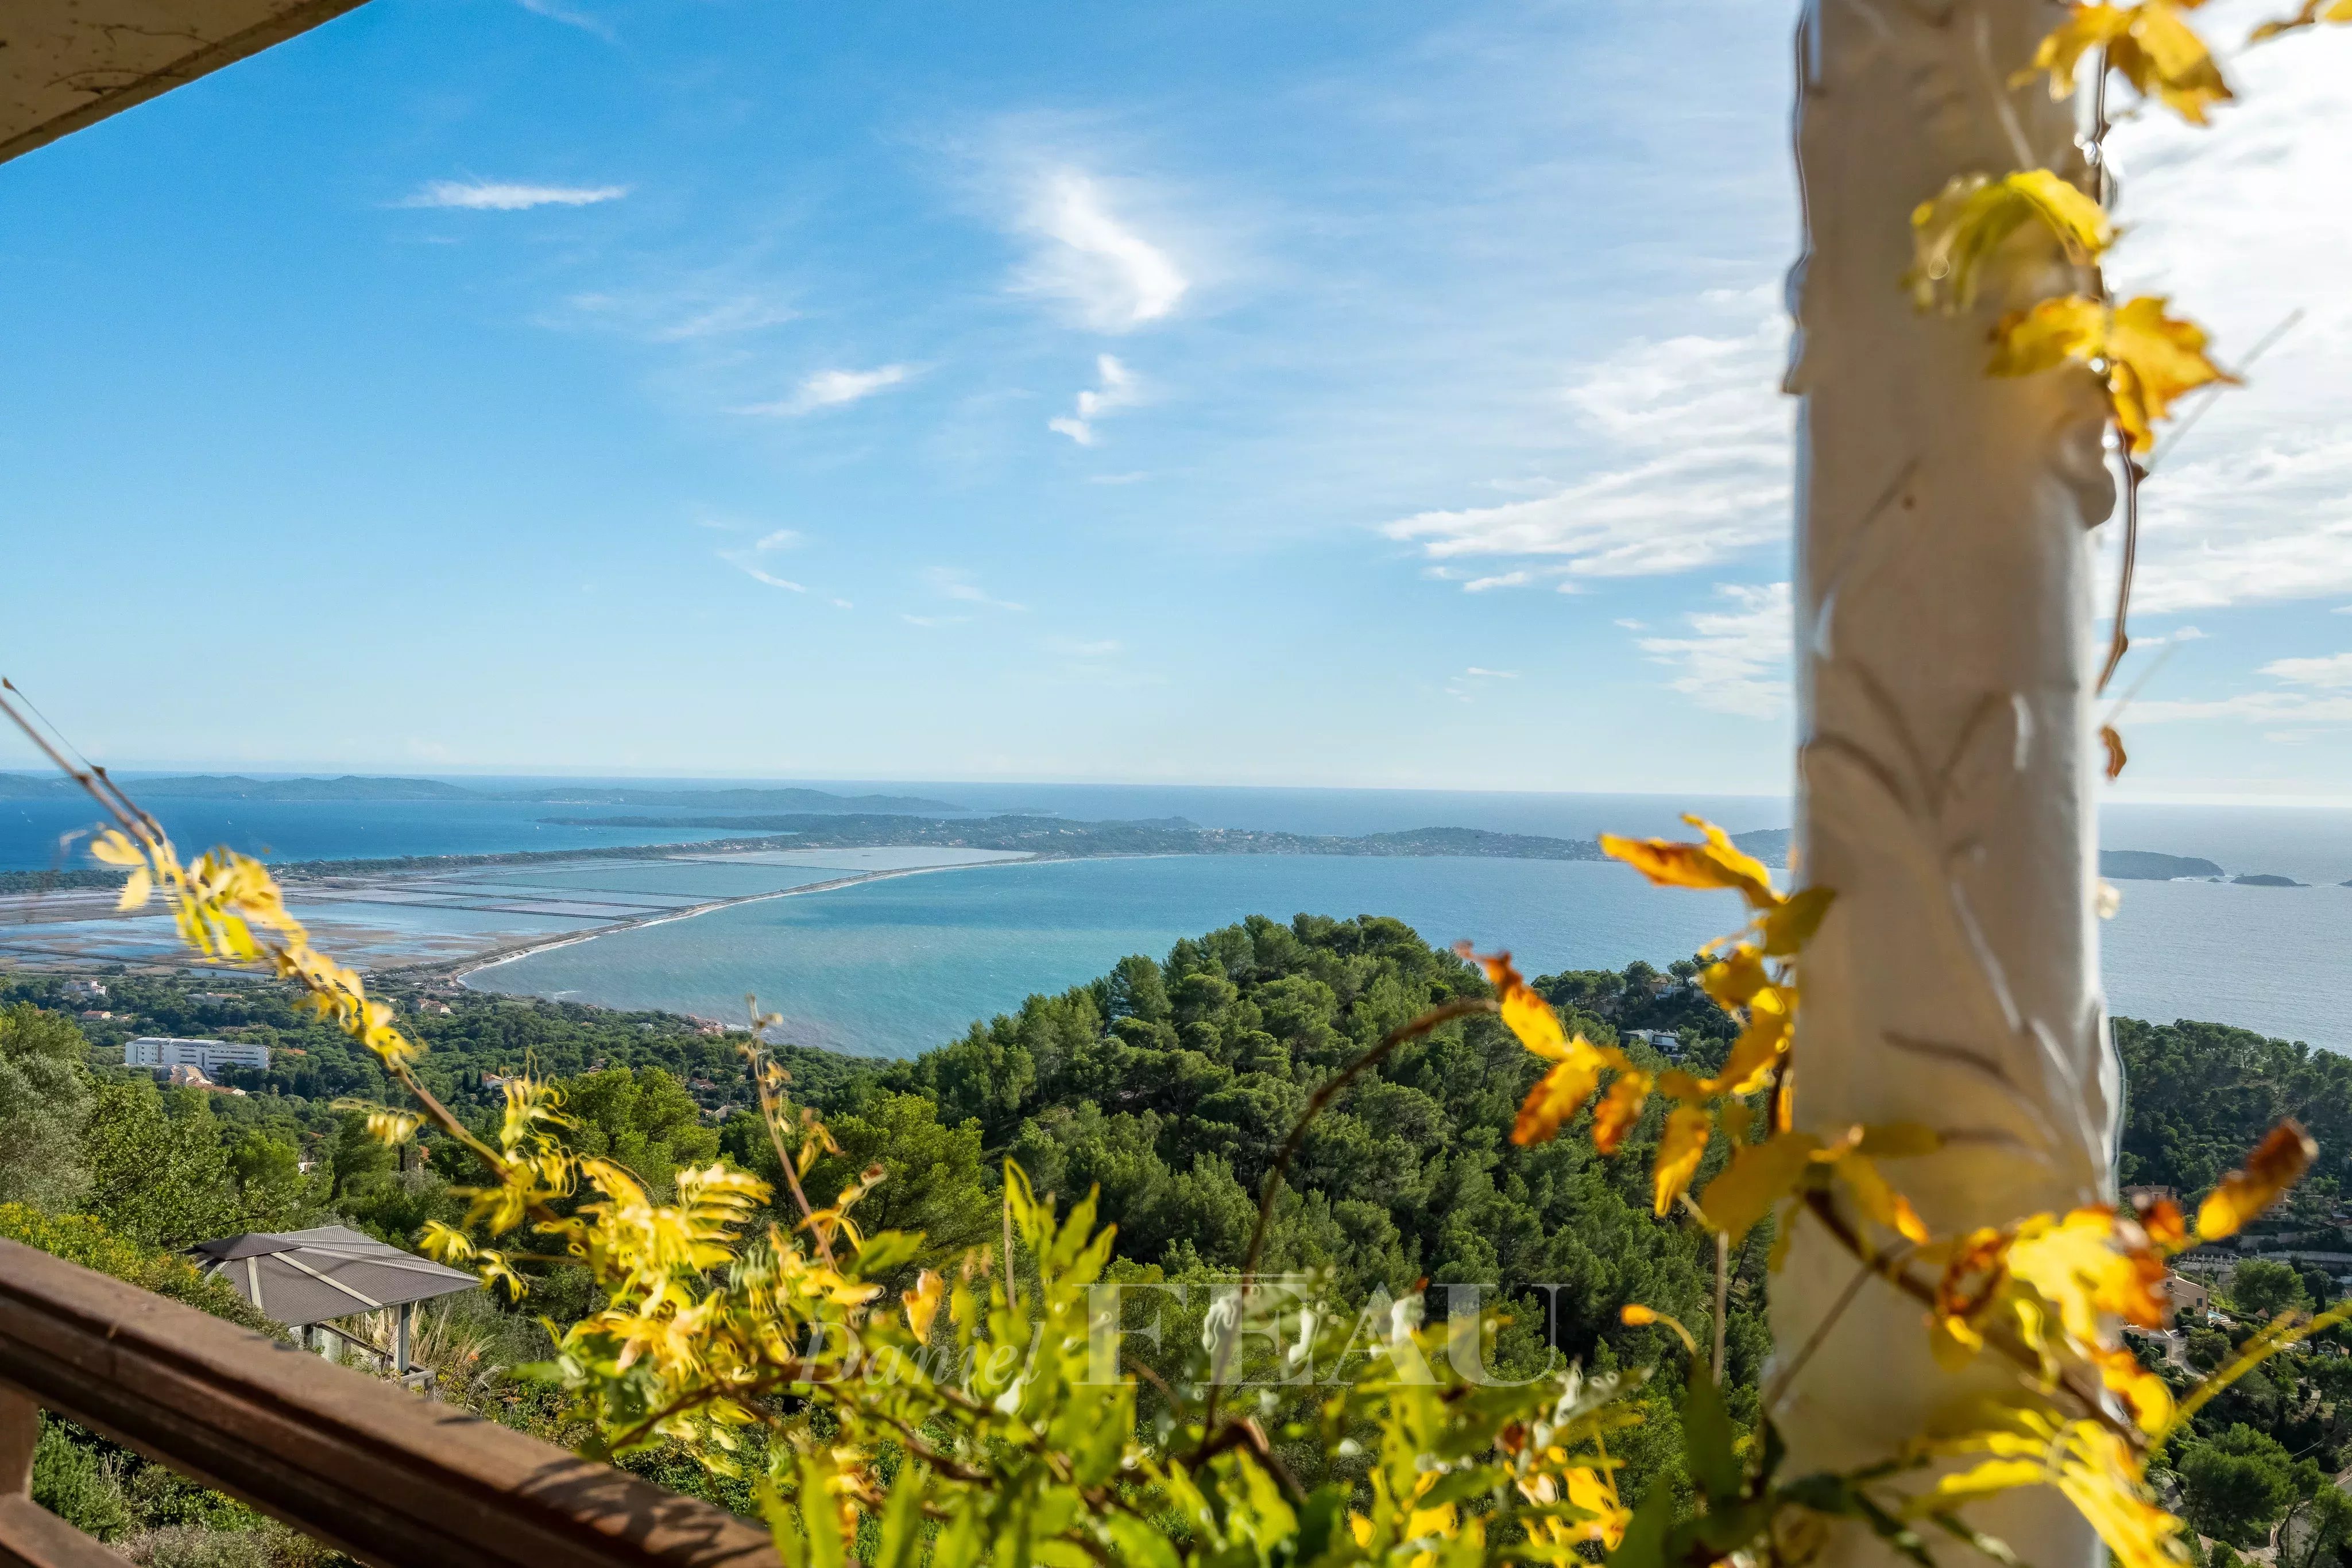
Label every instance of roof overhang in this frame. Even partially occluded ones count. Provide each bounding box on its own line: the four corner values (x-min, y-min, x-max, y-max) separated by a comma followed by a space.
1, 0, 370, 168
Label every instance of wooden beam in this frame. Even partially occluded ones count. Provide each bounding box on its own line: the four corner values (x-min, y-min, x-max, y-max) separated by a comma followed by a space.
0, 1241, 780, 1568
0, 0, 372, 168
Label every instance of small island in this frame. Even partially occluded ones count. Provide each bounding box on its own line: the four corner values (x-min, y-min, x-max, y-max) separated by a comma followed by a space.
2102, 850, 2225, 881
2232, 873, 2308, 888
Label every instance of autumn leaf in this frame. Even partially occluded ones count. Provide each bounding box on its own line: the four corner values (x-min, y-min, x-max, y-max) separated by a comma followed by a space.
1697, 1133, 1821, 1243
1832, 1151, 1931, 1245
1991, 293, 2235, 451
2196, 1118, 2318, 1240
2022, 2, 2233, 123
1653, 1105, 1713, 1217
1513, 1052, 1607, 1145
116, 866, 153, 910
1593, 1071, 1655, 1155
1759, 885, 1834, 957
2136, 1194, 2188, 1252
1705, 998, 1790, 1097
1908, 171, 2112, 312
903, 1268, 944, 1341
2251, 0, 2352, 40
2101, 724, 2128, 781
1598, 815, 1778, 909
1456, 944, 1572, 1058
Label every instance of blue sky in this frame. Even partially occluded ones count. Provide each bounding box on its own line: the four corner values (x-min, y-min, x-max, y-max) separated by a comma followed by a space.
2, 0, 2347, 799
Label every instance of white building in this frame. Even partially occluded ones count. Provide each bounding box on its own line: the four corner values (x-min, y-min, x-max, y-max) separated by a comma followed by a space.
125, 1037, 269, 1074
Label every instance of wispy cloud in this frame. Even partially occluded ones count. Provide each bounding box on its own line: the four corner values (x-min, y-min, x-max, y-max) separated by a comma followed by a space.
729, 563, 807, 593
399, 180, 629, 211
739, 365, 914, 418
515, 0, 614, 38
717, 528, 808, 590
1016, 171, 1189, 331
1383, 304, 1789, 582
902, 613, 972, 629
1637, 582, 1791, 718
1444, 667, 1521, 704
929, 567, 1026, 613
1045, 637, 1123, 658
2262, 652, 2352, 688
1049, 355, 1140, 446
1463, 571, 1530, 593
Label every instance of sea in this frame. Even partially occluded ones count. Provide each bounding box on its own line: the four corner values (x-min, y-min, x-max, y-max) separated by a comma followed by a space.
5, 780, 2350, 1059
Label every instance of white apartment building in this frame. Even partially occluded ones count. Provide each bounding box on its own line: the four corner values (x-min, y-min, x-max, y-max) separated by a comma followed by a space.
125, 1037, 270, 1074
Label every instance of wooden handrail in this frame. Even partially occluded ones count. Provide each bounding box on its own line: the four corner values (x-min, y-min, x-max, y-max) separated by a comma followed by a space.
0, 1240, 780, 1568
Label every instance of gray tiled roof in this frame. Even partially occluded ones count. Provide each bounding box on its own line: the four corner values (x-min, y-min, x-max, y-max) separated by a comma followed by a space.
188, 1225, 478, 1327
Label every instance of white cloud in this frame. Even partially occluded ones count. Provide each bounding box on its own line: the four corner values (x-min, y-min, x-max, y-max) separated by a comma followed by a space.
831, 598, 854, 610
1382, 308, 1790, 580
752, 528, 803, 552
1462, 572, 1531, 593
515, 0, 614, 38
738, 365, 914, 418
1637, 582, 1792, 718
1045, 637, 1123, 657
726, 561, 806, 593
400, 180, 629, 211
1049, 355, 1140, 446
927, 568, 1026, 613
562, 288, 798, 343
1016, 171, 1189, 331
1443, 666, 1521, 703
2261, 652, 2352, 688
2102, 18, 2352, 611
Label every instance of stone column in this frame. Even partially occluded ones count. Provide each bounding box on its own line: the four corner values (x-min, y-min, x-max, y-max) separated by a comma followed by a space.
1778, 0, 2121, 1559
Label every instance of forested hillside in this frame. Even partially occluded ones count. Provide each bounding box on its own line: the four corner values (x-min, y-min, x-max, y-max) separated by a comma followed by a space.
8, 925, 2352, 1555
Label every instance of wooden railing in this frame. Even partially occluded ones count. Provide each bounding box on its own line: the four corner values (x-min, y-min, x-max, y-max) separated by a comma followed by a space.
0, 1240, 781, 1568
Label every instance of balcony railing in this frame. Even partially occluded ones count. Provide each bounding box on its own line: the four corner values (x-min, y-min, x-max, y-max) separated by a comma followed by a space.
0, 1239, 781, 1568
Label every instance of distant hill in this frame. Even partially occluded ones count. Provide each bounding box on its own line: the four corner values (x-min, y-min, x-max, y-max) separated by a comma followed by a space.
498, 787, 964, 812
2103, 850, 2225, 881
0, 773, 962, 812
532, 812, 1608, 861
2233, 873, 2307, 888
0, 773, 478, 802
1730, 831, 2233, 885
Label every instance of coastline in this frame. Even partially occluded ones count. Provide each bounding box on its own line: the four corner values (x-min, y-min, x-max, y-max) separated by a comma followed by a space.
439, 854, 1040, 990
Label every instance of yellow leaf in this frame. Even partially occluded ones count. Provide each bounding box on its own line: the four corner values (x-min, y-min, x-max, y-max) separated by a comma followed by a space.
1593, 1070, 1654, 1155
1908, 171, 2112, 312
1758, 885, 1834, 957
2251, 0, 2352, 40
2020, 3, 2137, 95
2197, 1118, 2317, 1240
1698, 1133, 1822, 1244
1653, 1105, 1712, 1217
1700, 944, 1769, 1011
2106, 295, 2237, 451
1620, 1302, 1699, 1355
2007, 1207, 2170, 1340
1599, 814, 1779, 909
1457, 944, 1572, 1059
116, 867, 153, 911
902, 1268, 944, 1341
1991, 294, 2235, 452
1918, 1455, 2049, 1507
365, 1109, 421, 1145
1512, 1046, 1609, 1145
1832, 1152, 1931, 1244
90, 828, 147, 868
1705, 999, 1790, 1097
2102, 723, 2129, 782
1989, 295, 2107, 378
2113, 2, 2233, 123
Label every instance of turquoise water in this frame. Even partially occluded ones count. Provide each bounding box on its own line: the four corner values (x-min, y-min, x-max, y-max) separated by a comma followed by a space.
467, 855, 1754, 1056
471, 851, 2352, 1060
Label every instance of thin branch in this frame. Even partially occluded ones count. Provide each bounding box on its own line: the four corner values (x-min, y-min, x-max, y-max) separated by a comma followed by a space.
1196, 996, 1496, 1453
1712, 1228, 1731, 1387
2096, 452, 2142, 696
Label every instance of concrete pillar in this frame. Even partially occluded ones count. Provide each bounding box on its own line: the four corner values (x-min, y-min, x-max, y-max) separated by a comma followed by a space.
1778, 0, 2121, 1559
